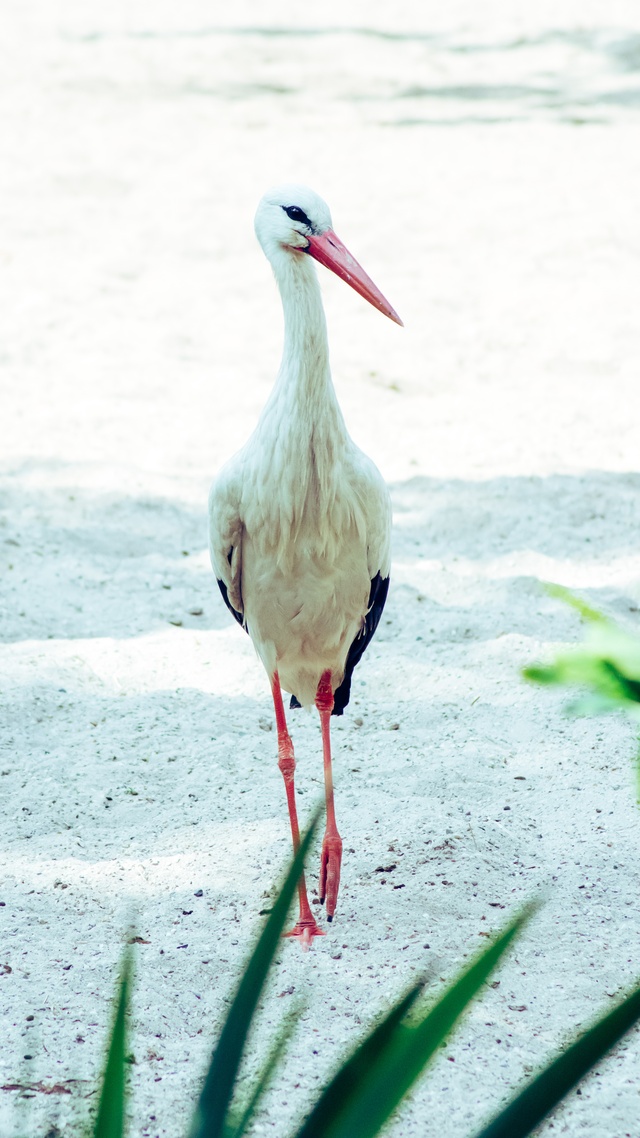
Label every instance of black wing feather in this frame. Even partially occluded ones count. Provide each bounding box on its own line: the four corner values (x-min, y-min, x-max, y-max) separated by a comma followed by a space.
289, 572, 390, 716
216, 579, 245, 630
333, 572, 389, 715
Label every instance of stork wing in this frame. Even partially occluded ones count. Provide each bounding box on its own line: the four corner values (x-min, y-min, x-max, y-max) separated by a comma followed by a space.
335, 455, 391, 713
208, 466, 246, 630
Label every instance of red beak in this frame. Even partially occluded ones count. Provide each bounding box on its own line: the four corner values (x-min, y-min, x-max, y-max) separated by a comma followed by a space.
305, 229, 403, 326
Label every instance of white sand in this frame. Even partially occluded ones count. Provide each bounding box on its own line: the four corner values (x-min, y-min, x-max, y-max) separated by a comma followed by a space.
2, 3, 640, 1135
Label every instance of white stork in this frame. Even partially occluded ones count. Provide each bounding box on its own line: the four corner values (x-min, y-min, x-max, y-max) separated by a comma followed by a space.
209, 185, 402, 947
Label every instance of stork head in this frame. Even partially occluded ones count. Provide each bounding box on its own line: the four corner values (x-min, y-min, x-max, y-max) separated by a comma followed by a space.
254, 183, 403, 326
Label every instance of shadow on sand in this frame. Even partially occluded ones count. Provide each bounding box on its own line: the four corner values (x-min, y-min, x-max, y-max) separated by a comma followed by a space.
1, 459, 638, 644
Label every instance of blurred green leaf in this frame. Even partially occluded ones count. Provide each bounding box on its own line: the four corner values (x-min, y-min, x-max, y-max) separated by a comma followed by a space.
472, 980, 640, 1138
524, 589, 640, 717
93, 948, 132, 1138
543, 583, 608, 624
189, 805, 321, 1138
294, 906, 534, 1138
226, 1002, 304, 1138
294, 983, 424, 1138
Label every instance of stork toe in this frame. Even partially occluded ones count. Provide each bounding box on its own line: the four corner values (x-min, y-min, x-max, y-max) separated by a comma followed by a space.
283, 916, 325, 948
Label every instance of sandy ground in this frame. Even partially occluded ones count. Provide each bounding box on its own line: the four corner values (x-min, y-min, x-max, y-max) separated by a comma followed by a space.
2, 2, 640, 1135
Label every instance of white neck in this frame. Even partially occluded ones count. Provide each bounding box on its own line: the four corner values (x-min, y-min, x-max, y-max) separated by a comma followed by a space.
266, 248, 346, 438
244, 245, 354, 551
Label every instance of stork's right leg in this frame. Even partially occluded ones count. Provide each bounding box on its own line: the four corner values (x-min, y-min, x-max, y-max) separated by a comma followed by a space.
315, 670, 343, 921
271, 672, 324, 948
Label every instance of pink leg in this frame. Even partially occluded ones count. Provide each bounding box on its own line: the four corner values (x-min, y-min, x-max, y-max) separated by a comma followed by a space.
271, 672, 324, 948
316, 670, 343, 921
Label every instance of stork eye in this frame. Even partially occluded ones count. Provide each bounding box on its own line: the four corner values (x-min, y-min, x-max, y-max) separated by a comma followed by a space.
283, 205, 311, 227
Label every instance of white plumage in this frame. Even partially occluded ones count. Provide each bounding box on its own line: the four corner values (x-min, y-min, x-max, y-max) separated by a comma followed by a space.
209, 184, 401, 945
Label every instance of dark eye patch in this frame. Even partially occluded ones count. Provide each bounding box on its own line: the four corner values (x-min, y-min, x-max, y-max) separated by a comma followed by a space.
283, 204, 312, 227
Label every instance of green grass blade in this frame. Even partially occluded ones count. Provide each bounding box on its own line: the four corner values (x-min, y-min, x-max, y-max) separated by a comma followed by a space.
295, 907, 533, 1138
93, 949, 132, 1138
190, 805, 321, 1138
471, 981, 640, 1138
543, 584, 608, 624
226, 1002, 305, 1138
294, 984, 424, 1138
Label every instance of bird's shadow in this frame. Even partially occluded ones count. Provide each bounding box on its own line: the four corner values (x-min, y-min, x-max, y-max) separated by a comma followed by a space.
3, 457, 638, 1013
1, 459, 638, 645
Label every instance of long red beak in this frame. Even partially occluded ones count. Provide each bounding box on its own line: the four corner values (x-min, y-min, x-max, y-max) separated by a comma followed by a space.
305, 229, 403, 326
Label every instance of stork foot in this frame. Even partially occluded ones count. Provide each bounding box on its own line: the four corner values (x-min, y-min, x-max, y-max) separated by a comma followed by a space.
283, 917, 325, 950
319, 833, 343, 921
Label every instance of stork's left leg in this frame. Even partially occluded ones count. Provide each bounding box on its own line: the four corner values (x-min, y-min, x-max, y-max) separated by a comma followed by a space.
271, 672, 324, 948
316, 670, 343, 921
